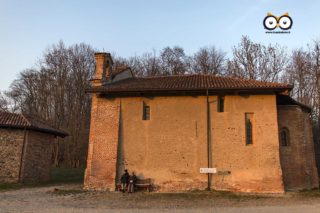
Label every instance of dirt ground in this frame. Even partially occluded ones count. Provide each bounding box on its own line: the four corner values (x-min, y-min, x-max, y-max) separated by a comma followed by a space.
1, 184, 320, 213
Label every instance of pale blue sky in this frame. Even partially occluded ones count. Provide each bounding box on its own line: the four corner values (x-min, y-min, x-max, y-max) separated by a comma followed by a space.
0, 0, 319, 90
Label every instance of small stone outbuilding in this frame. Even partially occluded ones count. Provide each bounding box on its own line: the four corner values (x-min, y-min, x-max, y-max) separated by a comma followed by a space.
0, 111, 67, 183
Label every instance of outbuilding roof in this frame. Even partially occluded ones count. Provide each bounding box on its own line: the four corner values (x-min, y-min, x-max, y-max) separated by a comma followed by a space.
0, 111, 68, 137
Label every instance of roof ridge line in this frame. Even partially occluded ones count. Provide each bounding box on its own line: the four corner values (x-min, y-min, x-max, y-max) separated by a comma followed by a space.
135, 75, 292, 86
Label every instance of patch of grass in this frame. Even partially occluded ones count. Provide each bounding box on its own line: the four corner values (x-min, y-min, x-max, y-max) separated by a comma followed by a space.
0, 182, 46, 191
49, 167, 84, 184
211, 190, 267, 200
0, 183, 24, 191
51, 188, 85, 196
0, 167, 85, 191
298, 188, 320, 197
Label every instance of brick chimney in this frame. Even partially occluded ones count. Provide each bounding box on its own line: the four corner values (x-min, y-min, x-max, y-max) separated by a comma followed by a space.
91, 52, 113, 86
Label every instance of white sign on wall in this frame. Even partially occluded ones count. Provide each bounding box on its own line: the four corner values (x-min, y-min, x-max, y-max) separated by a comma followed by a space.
200, 168, 217, 174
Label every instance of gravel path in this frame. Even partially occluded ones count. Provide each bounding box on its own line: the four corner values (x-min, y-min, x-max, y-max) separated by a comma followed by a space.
1, 184, 320, 213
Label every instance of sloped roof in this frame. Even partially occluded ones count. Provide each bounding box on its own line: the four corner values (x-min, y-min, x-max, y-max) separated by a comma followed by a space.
87, 74, 292, 95
276, 94, 312, 112
0, 111, 68, 137
111, 66, 131, 76
109, 66, 134, 80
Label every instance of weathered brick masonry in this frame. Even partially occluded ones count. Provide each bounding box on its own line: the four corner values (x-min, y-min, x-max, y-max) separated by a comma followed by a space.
0, 129, 25, 183
85, 95, 284, 193
20, 131, 55, 182
278, 105, 319, 190
0, 129, 55, 183
84, 52, 318, 193
84, 96, 120, 190
0, 112, 67, 183
119, 95, 284, 192
211, 95, 284, 193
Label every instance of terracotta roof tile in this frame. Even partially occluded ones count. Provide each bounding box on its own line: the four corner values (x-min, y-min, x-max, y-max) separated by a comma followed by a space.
0, 111, 68, 137
95, 74, 292, 94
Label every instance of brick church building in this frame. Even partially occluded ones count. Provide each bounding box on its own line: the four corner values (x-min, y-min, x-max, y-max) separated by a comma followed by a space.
84, 52, 318, 193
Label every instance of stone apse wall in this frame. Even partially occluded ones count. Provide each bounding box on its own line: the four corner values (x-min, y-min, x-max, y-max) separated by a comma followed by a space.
278, 105, 319, 190
85, 94, 286, 193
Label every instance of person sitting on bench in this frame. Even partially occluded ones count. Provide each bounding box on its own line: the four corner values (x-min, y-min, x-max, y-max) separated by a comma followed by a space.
120, 169, 130, 192
128, 172, 138, 193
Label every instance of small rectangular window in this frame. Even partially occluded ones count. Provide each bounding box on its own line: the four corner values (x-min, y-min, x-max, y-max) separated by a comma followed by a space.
143, 104, 150, 120
245, 113, 254, 145
217, 96, 225, 112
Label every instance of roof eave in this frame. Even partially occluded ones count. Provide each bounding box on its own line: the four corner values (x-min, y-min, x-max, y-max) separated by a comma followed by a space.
85, 86, 293, 97
28, 127, 69, 138
0, 125, 68, 138
277, 94, 312, 113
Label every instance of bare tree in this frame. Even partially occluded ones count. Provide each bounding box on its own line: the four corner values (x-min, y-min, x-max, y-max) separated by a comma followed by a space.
230, 36, 261, 79
140, 50, 162, 76
0, 91, 9, 111
283, 49, 313, 105
311, 40, 320, 126
114, 50, 164, 77
259, 44, 288, 82
7, 41, 95, 167
160, 46, 189, 75
228, 36, 287, 82
192, 46, 226, 75
114, 55, 145, 77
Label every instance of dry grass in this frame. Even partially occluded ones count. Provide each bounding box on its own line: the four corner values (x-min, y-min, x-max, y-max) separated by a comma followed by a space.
297, 188, 320, 197
0, 167, 84, 191
50, 188, 86, 196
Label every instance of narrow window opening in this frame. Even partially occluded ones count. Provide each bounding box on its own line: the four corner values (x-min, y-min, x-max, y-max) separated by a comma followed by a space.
280, 128, 289, 146
245, 113, 254, 145
217, 96, 225, 112
143, 104, 150, 120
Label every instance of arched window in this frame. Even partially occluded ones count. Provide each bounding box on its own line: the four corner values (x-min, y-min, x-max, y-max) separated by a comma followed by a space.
280, 127, 290, 146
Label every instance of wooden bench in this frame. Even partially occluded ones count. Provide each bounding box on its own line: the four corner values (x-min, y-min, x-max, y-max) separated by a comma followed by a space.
135, 178, 152, 192
116, 178, 152, 192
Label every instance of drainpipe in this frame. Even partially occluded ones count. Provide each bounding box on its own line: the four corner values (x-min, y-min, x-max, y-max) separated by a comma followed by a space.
18, 128, 27, 183
206, 90, 212, 190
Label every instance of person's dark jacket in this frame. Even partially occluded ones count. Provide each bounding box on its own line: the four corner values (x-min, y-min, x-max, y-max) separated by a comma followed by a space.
120, 172, 130, 184
129, 175, 138, 185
